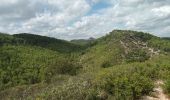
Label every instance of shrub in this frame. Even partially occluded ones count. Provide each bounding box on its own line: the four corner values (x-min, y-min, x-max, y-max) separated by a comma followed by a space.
94, 64, 154, 100
125, 49, 150, 63
101, 61, 112, 68
164, 79, 170, 94
45, 57, 81, 82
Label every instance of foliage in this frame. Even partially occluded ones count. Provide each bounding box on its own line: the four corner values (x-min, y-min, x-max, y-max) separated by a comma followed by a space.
165, 80, 170, 94
0, 45, 80, 90
125, 49, 150, 62
148, 38, 170, 52
0, 33, 24, 46
1, 30, 170, 100
94, 63, 156, 99
13, 33, 84, 53
101, 61, 112, 68
45, 57, 81, 83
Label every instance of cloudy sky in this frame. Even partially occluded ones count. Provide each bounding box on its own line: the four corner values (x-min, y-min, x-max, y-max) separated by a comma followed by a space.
0, 0, 170, 40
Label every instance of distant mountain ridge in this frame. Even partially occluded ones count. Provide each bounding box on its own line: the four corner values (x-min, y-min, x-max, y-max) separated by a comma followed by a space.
70, 37, 96, 47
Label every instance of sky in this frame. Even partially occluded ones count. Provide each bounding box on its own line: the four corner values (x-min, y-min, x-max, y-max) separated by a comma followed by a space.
0, 0, 170, 40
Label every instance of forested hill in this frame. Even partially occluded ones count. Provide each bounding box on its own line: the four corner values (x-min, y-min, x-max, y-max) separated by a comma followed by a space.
0, 32, 84, 92
13, 33, 85, 53
0, 33, 23, 45
1, 30, 170, 100
0, 32, 85, 53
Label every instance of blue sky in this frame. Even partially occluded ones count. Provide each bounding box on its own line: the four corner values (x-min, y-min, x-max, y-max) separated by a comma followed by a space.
0, 0, 170, 40
87, 1, 112, 15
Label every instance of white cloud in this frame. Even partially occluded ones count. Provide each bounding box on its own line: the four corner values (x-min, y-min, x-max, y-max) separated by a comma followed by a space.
0, 0, 170, 40
152, 6, 170, 17
0, 0, 18, 5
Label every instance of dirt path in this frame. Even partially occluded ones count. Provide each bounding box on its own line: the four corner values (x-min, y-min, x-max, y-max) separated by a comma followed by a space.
141, 80, 169, 100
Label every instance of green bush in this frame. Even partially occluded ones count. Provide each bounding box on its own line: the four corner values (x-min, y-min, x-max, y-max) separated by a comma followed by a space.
101, 61, 112, 68
45, 57, 81, 82
125, 49, 150, 63
0, 45, 81, 90
164, 79, 170, 94
94, 63, 156, 100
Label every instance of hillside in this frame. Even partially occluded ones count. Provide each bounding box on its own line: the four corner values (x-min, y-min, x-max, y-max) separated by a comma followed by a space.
0, 33, 23, 45
80, 30, 170, 71
70, 37, 95, 46
13, 33, 84, 53
0, 30, 170, 100
0, 33, 83, 90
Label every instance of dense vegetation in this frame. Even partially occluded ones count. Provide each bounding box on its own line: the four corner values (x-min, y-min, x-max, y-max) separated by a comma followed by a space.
0, 33, 83, 90
0, 30, 170, 100
13, 33, 84, 53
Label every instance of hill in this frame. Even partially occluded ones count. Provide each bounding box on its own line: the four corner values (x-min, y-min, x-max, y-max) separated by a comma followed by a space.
13, 33, 84, 53
0, 33, 83, 90
0, 30, 170, 100
0, 33, 23, 46
80, 30, 170, 71
70, 37, 95, 46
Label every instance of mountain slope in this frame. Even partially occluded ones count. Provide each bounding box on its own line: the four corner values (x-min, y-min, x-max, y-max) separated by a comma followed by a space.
80, 30, 166, 71
0, 33, 83, 91
13, 33, 84, 53
1, 30, 170, 100
0, 33, 24, 46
